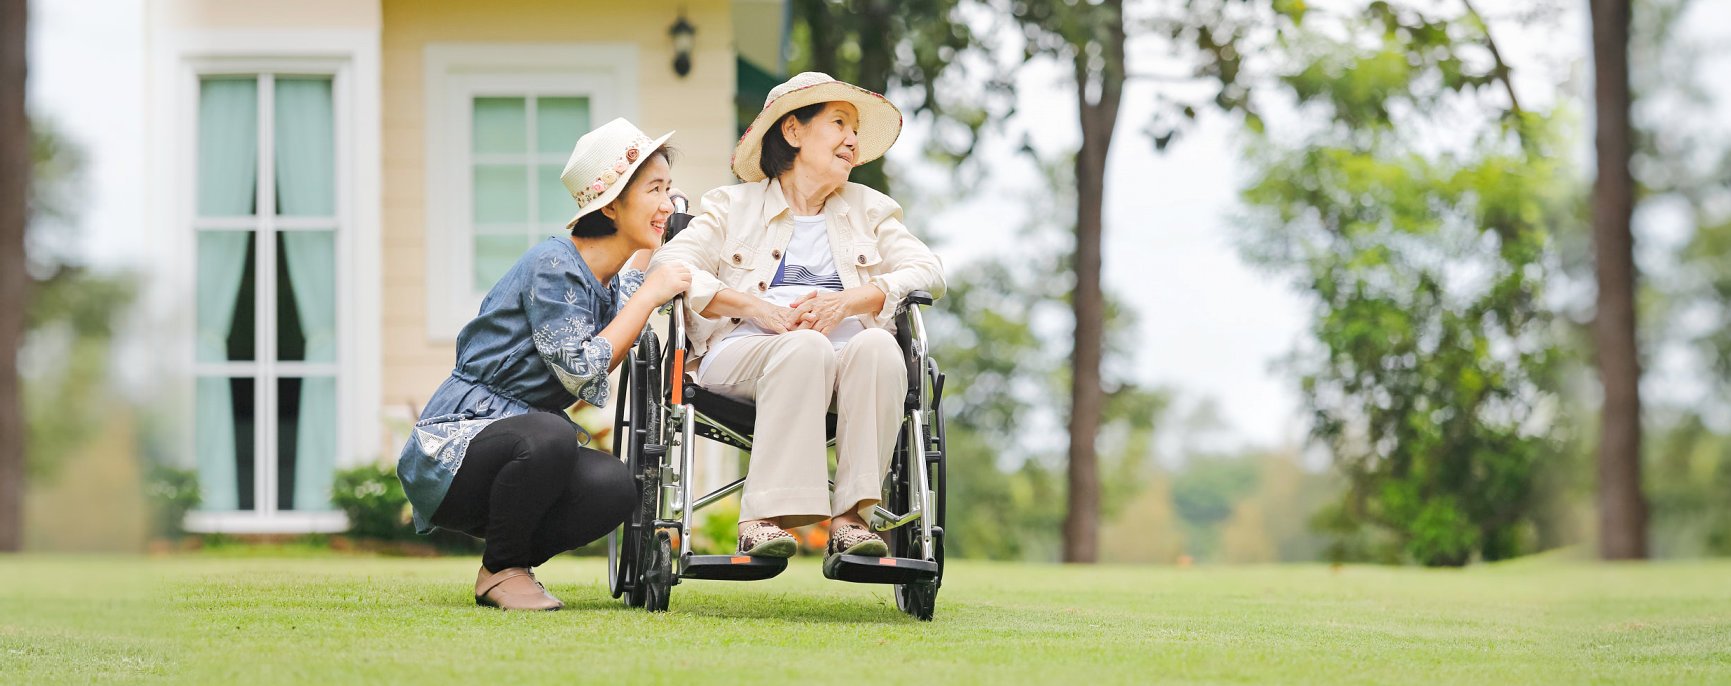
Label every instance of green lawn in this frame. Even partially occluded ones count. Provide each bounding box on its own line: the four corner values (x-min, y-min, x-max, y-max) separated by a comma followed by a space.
2, 552, 1727, 684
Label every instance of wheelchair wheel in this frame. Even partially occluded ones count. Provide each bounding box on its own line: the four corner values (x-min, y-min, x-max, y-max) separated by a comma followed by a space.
642, 530, 675, 613
891, 360, 946, 621
609, 327, 666, 607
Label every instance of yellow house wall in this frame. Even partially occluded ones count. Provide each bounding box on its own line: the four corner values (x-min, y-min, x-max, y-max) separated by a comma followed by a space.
379, 0, 738, 422
149, 0, 380, 30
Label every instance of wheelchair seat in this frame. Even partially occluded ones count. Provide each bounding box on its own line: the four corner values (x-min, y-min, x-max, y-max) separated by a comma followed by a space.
685, 375, 838, 449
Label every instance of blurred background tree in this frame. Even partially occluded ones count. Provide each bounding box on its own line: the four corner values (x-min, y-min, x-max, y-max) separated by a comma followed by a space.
24, 122, 135, 481
1625, 0, 1731, 557
1232, 3, 1576, 565
925, 155, 1166, 561
730, 0, 1731, 566
0, 0, 24, 552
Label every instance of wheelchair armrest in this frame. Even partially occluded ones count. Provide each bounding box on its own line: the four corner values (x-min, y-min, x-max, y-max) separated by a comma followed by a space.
895, 290, 935, 316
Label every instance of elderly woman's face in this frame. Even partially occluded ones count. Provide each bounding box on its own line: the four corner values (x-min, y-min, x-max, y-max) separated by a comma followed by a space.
786, 102, 860, 184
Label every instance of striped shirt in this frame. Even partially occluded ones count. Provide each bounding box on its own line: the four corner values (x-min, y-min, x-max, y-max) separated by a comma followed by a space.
706, 213, 867, 365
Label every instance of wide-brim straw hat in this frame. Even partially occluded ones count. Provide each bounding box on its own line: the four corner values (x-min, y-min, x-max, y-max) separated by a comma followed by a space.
731, 72, 903, 183
561, 118, 675, 229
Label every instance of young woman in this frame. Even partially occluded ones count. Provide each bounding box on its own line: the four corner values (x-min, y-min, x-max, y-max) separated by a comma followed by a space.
396, 118, 690, 611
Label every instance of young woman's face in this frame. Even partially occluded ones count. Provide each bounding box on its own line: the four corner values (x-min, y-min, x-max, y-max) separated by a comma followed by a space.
787, 102, 860, 186
602, 152, 674, 252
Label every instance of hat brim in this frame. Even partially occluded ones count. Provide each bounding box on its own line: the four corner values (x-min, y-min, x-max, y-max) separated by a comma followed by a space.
565, 129, 677, 230
731, 82, 902, 183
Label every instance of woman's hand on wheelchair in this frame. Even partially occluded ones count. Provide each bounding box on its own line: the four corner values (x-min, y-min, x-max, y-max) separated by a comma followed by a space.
639, 262, 692, 305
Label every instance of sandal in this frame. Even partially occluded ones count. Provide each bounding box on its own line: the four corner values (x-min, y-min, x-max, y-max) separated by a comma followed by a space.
737, 521, 797, 558
827, 522, 887, 557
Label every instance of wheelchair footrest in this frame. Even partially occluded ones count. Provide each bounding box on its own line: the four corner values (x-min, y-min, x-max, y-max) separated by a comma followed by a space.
821, 555, 939, 585
679, 554, 788, 581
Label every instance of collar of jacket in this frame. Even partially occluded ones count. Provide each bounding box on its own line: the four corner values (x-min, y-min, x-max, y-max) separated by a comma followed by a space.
761, 177, 852, 227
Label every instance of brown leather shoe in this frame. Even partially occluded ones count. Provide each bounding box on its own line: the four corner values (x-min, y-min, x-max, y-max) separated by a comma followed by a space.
474, 566, 563, 611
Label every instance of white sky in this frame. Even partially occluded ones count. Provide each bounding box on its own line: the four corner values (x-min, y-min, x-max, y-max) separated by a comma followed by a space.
27, 0, 1731, 452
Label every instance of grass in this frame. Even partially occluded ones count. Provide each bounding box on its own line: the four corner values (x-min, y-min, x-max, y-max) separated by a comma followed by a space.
1, 552, 1728, 684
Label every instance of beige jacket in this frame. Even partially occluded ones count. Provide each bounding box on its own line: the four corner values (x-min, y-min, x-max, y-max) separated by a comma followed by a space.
650, 178, 945, 359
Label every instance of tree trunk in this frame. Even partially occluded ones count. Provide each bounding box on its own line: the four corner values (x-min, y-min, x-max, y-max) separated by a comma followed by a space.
1062, 0, 1125, 564
847, 0, 894, 193
793, 0, 839, 77
0, 0, 29, 552
1590, 0, 1647, 560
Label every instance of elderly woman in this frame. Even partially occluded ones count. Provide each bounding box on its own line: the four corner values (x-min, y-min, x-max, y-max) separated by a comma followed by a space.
650, 73, 944, 565
397, 118, 690, 611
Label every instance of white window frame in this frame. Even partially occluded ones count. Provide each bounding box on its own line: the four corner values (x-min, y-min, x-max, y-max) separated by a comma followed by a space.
424, 43, 639, 340
150, 30, 382, 534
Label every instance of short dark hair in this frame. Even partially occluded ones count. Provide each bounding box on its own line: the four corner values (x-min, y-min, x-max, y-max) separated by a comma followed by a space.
757, 102, 826, 181
571, 145, 678, 238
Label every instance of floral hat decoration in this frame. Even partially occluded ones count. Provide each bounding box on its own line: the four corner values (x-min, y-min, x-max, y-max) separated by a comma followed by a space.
560, 117, 676, 229
731, 71, 903, 183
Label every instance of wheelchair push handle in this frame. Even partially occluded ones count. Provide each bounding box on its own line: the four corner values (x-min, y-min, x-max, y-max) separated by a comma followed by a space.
664, 193, 693, 243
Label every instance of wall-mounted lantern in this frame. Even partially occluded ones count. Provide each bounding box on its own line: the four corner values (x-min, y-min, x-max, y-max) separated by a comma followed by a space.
670, 14, 696, 78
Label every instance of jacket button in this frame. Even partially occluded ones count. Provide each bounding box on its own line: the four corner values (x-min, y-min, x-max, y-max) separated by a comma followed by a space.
731, 254, 743, 265
857, 255, 868, 265
757, 281, 768, 291
730, 317, 741, 324
771, 249, 782, 260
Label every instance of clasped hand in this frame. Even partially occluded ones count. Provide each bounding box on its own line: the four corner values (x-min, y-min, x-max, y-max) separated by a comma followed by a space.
786, 289, 864, 335
745, 287, 874, 335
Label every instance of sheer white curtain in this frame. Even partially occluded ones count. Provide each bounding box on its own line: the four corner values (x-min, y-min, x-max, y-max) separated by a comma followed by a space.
194, 78, 257, 511
276, 77, 338, 510
284, 234, 336, 510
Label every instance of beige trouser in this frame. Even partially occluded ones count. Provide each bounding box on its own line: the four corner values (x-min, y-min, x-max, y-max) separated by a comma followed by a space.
695, 328, 907, 527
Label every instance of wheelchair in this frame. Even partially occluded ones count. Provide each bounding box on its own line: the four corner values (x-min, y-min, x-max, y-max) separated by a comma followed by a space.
606, 210, 948, 620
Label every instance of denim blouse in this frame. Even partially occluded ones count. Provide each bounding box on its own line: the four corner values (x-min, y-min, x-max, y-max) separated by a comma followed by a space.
397, 236, 643, 534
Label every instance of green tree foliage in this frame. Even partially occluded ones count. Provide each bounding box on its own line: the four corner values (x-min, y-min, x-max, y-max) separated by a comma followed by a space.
787, 0, 1001, 192
22, 121, 134, 481
1232, 5, 1577, 566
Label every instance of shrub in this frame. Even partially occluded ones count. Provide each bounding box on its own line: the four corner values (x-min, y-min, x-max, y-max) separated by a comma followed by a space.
330, 463, 415, 541
143, 464, 200, 539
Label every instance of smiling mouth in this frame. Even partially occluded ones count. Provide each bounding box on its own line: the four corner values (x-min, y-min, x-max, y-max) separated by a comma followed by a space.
650, 220, 666, 235
836, 150, 856, 165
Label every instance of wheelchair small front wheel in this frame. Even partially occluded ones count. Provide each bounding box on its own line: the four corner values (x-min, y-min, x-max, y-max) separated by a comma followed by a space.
895, 579, 938, 620
642, 530, 675, 613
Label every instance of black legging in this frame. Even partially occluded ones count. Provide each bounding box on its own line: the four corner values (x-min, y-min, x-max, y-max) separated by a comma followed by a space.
430, 412, 635, 571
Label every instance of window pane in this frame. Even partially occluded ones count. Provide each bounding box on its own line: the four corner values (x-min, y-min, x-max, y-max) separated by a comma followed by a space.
538, 164, 574, 224
474, 234, 523, 291
274, 77, 335, 217
196, 231, 255, 362
277, 231, 336, 362
279, 376, 336, 511
472, 97, 526, 154
473, 164, 529, 223
197, 77, 258, 217
536, 97, 590, 154
197, 376, 255, 511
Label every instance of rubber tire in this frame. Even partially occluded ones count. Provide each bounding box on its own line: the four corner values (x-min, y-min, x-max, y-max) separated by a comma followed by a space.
612, 328, 664, 607
643, 531, 674, 613
892, 361, 945, 621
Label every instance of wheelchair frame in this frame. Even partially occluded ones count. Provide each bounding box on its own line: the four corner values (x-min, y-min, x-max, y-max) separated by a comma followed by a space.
606, 288, 947, 620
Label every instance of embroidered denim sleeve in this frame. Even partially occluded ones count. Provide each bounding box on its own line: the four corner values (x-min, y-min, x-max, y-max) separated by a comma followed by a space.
525, 262, 615, 408
617, 267, 646, 303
